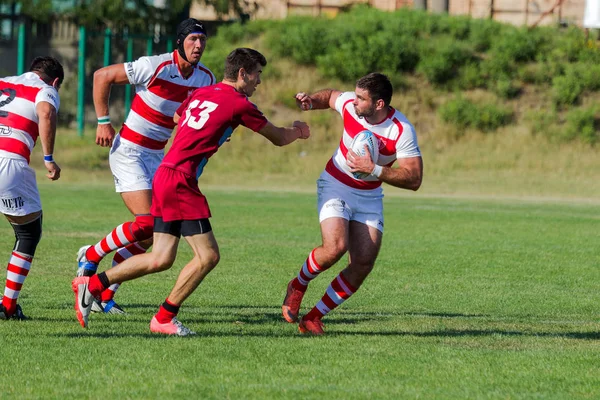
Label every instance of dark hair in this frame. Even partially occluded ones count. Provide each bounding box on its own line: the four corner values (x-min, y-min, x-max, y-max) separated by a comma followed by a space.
223, 48, 267, 80
356, 72, 393, 107
29, 56, 64, 86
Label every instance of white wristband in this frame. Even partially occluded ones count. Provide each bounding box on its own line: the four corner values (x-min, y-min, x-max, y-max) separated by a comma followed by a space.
371, 164, 383, 178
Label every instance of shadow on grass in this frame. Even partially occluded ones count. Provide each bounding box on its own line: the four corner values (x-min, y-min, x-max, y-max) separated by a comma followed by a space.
337, 329, 600, 341
403, 311, 488, 318
36, 305, 600, 341
51, 328, 600, 340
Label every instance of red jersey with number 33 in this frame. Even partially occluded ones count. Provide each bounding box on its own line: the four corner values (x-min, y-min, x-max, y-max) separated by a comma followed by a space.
164, 82, 268, 178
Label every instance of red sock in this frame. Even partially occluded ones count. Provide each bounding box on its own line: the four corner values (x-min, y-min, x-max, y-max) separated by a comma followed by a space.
85, 215, 152, 264
100, 243, 147, 302
155, 299, 180, 324
86, 222, 136, 264
295, 249, 326, 289
3, 251, 32, 315
88, 274, 108, 299
304, 272, 357, 321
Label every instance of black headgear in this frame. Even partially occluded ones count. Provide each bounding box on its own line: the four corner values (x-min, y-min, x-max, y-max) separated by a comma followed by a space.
176, 18, 207, 63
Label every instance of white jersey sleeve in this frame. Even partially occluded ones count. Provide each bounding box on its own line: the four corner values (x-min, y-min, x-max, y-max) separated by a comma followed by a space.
124, 55, 158, 86
334, 91, 355, 115
396, 122, 421, 159
35, 87, 60, 112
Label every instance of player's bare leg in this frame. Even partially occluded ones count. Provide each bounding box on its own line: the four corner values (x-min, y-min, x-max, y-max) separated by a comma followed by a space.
97, 237, 153, 314
342, 221, 382, 288
77, 189, 154, 312
105, 232, 178, 283
72, 231, 178, 328
150, 231, 220, 336
283, 217, 349, 322
299, 221, 381, 335
167, 231, 220, 304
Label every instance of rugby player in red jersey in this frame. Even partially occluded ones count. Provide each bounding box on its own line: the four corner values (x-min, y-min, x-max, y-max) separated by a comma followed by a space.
75, 18, 215, 315
72, 48, 310, 335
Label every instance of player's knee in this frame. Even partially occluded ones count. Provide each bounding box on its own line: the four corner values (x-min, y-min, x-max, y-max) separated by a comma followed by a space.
349, 260, 374, 276
131, 214, 154, 241
322, 241, 347, 263
148, 253, 174, 272
149, 258, 173, 272
193, 249, 220, 272
12, 215, 43, 256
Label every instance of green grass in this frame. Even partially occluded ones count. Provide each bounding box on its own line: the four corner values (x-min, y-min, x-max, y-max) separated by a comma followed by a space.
0, 182, 599, 398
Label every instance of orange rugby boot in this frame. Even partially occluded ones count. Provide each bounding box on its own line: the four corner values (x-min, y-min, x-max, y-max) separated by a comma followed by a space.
282, 279, 306, 323
298, 316, 325, 336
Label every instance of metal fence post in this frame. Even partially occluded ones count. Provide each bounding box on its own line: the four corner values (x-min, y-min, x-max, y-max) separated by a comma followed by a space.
124, 35, 133, 118
17, 21, 25, 74
77, 26, 86, 137
103, 28, 111, 66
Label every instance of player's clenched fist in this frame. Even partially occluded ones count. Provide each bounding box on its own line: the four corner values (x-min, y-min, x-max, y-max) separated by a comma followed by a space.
295, 92, 313, 111
293, 121, 310, 139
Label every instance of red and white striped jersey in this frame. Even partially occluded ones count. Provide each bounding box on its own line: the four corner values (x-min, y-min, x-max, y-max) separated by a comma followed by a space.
0, 72, 60, 164
325, 91, 421, 190
120, 50, 215, 150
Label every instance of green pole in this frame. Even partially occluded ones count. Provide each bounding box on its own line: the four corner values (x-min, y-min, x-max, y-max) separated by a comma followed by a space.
124, 37, 133, 118
77, 26, 86, 137
103, 28, 111, 66
167, 38, 173, 52
146, 35, 153, 56
17, 21, 25, 74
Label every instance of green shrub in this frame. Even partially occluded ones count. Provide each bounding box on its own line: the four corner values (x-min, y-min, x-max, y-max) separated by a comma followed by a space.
215, 22, 247, 44
492, 77, 521, 99
417, 39, 475, 86
478, 52, 515, 81
552, 74, 583, 106
518, 63, 552, 84
565, 106, 600, 144
456, 62, 485, 90
317, 39, 373, 81
267, 17, 329, 65
438, 95, 513, 131
468, 18, 502, 52
568, 63, 600, 91
490, 27, 541, 63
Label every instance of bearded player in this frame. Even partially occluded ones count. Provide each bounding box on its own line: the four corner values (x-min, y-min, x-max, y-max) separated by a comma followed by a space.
283, 73, 423, 335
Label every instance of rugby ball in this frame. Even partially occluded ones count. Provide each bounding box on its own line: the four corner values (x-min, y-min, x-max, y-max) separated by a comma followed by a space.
349, 130, 379, 179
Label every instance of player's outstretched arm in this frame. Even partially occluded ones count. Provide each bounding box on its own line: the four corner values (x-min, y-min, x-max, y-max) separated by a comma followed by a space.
295, 89, 343, 111
37, 101, 61, 181
258, 121, 310, 146
93, 64, 130, 148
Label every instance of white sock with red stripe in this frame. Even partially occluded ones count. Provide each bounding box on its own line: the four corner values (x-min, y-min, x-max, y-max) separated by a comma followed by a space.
303, 272, 357, 321
292, 249, 326, 291
100, 242, 147, 302
86, 222, 137, 264
3, 251, 32, 315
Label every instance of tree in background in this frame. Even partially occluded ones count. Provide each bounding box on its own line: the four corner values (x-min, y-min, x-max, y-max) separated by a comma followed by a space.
0, 1, 254, 33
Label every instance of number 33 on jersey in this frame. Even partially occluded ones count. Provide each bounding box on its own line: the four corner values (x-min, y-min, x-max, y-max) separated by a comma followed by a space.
164, 83, 268, 179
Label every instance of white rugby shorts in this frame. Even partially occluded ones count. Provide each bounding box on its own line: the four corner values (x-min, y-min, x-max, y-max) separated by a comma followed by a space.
109, 134, 163, 193
0, 156, 41, 216
317, 171, 385, 233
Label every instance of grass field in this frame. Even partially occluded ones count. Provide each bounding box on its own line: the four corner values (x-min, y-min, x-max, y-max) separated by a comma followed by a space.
0, 182, 599, 399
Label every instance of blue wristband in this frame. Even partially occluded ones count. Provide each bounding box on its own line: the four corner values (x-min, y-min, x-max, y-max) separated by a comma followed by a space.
44, 154, 54, 162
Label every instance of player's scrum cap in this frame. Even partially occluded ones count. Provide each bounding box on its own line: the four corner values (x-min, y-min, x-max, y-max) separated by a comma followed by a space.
177, 18, 207, 41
